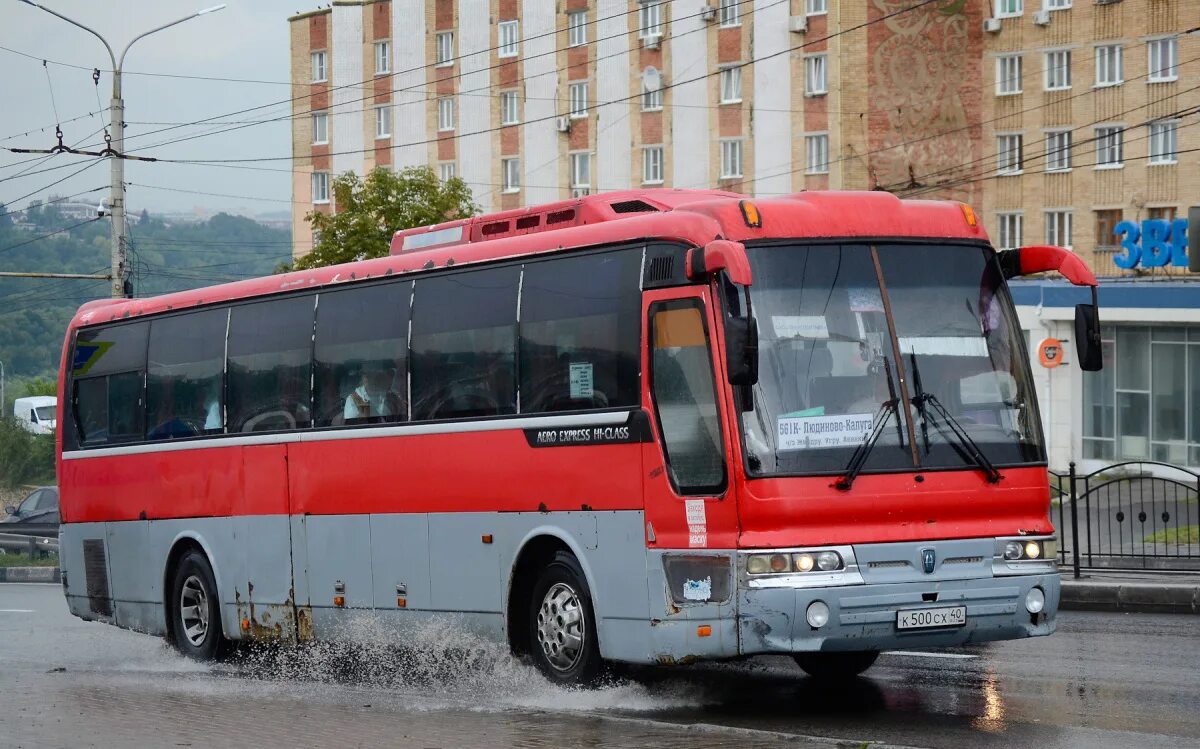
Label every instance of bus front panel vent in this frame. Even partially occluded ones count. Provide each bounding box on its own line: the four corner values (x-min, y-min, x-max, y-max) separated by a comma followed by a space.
610, 200, 659, 214
82, 538, 113, 617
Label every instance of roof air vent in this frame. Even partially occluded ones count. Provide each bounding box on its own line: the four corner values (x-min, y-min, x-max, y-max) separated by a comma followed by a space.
546, 209, 576, 225
481, 220, 511, 236
610, 199, 658, 214
515, 215, 540, 230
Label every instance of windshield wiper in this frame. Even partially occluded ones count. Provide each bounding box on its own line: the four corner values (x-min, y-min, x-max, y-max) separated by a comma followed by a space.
908, 352, 1003, 484
835, 357, 902, 491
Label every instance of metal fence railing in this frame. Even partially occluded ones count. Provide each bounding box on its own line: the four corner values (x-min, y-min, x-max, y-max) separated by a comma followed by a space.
1052, 461, 1200, 577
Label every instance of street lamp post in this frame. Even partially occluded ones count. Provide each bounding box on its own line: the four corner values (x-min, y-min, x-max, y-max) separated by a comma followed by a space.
17, 2, 226, 298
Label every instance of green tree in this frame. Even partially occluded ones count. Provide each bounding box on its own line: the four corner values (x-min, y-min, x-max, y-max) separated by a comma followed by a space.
294, 166, 478, 270
20, 378, 57, 398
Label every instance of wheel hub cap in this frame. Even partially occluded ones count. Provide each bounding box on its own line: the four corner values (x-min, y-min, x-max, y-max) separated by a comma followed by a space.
535, 582, 585, 672
179, 575, 210, 647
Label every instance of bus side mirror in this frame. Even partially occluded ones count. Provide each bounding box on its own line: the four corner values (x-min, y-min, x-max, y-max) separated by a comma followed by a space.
1075, 298, 1102, 372
725, 314, 758, 386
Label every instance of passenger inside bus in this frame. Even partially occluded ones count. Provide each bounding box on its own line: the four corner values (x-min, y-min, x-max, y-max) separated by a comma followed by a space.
344, 364, 404, 421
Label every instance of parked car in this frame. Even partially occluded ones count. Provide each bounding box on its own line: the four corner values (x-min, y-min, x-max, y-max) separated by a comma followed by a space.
2, 486, 59, 527
12, 396, 57, 434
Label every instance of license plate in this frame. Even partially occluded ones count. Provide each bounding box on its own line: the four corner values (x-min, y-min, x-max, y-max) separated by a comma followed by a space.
897, 606, 966, 630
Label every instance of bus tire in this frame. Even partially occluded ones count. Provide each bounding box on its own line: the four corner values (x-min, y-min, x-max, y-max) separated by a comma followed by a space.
528, 551, 603, 685
793, 650, 879, 680
169, 549, 228, 661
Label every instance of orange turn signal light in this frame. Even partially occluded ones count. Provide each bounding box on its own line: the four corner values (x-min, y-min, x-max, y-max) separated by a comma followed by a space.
241, 618, 250, 632
959, 203, 978, 227
697, 625, 712, 638
739, 200, 762, 228
481, 534, 493, 544
333, 595, 345, 607
397, 597, 407, 608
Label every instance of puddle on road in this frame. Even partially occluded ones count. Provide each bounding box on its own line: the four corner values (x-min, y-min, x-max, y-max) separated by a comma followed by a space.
216, 613, 714, 716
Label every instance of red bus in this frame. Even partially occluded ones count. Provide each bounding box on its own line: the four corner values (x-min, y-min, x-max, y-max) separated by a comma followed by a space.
57, 189, 1101, 684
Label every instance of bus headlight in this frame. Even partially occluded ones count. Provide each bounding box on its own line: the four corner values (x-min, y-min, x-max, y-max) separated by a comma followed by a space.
816, 551, 842, 571
794, 554, 815, 572
1024, 541, 1041, 559
1004, 541, 1023, 560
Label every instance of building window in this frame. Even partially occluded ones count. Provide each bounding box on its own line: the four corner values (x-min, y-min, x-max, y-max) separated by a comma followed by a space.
805, 133, 829, 174
439, 162, 456, 182
498, 20, 519, 58
1045, 0, 1070, 8
995, 0, 1022, 17
639, 1, 664, 39
1095, 126, 1123, 168
311, 112, 328, 145
719, 67, 741, 104
720, 139, 743, 179
642, 83, 663, 111
996, 133, 1023, 175
806, 0, 827, 15
643, 145, 664, 184
1045, 129, 1071, 171
500, 91, 519, 125
1083, 324, 1200, 464
438, 97, 454, 131
1148, 38, 1178, 82
375, 40, 391, 74
1044, 210, 1072, 248
569, 81, 588, 118
805, 55, 827, 96
1149, 120, 1178, 164
719, 0, 740, 27
568, 11, 587, 47
502, 158, 520, 192
996, 55, 1022, 95
996, 212, 1023, 250
1044, 50, 1071, 90
1148, 206, 1177, 222
312, 171, 330, 204
1095, 209, 1122, 251
1095, 45, 1122, 86
374, 105, 392, 139
570, 152, 591, 192
436, 31, 454, 66
311, 51, 327, 83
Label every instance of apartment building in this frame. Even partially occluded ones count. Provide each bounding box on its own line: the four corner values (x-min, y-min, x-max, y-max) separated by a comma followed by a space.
287, 0, 990, 256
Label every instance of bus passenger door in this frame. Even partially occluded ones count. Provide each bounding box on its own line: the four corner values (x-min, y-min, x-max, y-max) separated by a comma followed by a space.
640, 288, 739, 654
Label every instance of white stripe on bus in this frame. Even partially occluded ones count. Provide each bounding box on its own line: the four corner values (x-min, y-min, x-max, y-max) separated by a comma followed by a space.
61, 409, 633, 460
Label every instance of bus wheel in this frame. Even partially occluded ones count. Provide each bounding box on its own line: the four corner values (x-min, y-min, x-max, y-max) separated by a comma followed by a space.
793, 651, 879, 680
528, 551, 602, 685
169, 550, 227, 661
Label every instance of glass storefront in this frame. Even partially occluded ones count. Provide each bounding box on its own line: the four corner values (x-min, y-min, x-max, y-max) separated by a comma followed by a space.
1083, 324, 1200, 465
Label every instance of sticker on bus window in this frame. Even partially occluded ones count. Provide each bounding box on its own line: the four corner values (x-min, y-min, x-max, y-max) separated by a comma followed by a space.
569, 362, 594, 398
898, 336, 988, 357
777, 413, 874, 451
849, 288, 884, 312
771, 315, 829, 340
683, 577, 712, 601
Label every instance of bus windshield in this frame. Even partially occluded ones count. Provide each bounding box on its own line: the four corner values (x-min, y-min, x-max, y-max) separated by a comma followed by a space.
741, 242, 1044, 478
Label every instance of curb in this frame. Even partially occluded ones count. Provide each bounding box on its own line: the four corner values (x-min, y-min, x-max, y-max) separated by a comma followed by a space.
0, 566, 60, 583
1059, 579, 1200, 614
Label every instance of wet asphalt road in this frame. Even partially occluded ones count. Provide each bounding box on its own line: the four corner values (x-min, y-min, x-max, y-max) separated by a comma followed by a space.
2, 583, 1198, 748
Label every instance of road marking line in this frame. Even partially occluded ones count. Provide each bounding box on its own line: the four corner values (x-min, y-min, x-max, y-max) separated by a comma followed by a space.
882, 650, 978, 659
0, 609, 35, 613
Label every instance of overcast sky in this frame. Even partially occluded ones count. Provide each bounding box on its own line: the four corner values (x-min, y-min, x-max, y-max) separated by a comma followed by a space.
1, 0, 313, 220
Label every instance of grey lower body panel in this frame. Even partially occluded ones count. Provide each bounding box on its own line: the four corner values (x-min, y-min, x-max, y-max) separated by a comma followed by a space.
737, 572, 1059, 655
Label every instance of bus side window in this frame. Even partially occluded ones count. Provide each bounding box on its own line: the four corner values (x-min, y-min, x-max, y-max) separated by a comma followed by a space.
411, 266, 519, 421
649, 300, 726, 495
146, 308, 229, 440
519, 250, 641, 413
314, 281, 412, 427
227, 295, 315, 433
71, 321, 148, 447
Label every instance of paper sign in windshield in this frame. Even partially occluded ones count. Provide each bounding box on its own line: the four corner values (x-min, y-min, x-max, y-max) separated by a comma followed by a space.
772, 315, 829, 340
569, 362, 594, 398
777, 413, 874, 451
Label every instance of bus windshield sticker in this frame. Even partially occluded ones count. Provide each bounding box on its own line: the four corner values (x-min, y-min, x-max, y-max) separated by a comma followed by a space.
849, 287, 884, 312
569, 362, 594, 398
682, 576, 712, 601
771, 315, 828, 340
777, 413, 874, 451
898, 336, 988, 357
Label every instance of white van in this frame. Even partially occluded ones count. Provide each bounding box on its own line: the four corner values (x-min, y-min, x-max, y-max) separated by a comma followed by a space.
13, 396, 56, 435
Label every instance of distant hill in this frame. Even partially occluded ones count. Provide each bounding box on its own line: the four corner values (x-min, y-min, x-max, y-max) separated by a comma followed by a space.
0, 203, 291, 380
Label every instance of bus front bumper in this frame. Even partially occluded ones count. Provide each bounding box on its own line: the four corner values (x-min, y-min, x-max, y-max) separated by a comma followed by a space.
738, 572, 1059, 655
